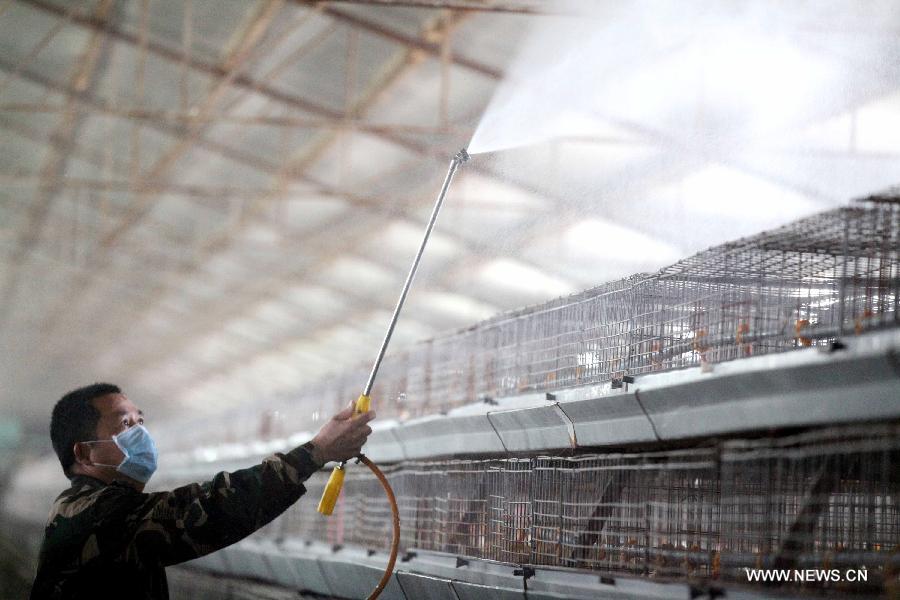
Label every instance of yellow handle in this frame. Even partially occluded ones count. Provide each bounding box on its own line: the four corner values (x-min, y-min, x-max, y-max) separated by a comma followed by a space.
317, 394, 371, 516
354, 393, 370, 415
317, 464, 345, 515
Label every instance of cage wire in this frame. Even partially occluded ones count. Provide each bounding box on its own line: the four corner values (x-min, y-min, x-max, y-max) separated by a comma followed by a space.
154, 195, 900, 596
162, 193, 898, 453
269, 422, 899, 593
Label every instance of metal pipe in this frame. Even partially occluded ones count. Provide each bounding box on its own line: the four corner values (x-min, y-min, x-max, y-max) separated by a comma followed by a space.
364, 147, 468, 396
317, 148, 468, 520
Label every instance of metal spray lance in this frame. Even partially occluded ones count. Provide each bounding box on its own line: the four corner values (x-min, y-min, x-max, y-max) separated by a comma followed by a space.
317, 148, 469, 516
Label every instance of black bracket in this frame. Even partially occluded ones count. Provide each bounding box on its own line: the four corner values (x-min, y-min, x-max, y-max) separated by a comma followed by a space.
401, 550, 417, 562
545, 392, 556, 401
690, 585, 727, 599
513, 566, 535, 580
827, 339, 847, 352
331, 544, 343, 553
455, 556, 469, 568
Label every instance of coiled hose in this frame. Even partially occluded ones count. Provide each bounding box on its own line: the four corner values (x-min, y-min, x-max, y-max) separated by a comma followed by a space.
358, 454, 400, 600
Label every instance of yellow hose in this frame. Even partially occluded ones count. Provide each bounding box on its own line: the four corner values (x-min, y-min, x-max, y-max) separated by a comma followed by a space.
359, 454, 400, 600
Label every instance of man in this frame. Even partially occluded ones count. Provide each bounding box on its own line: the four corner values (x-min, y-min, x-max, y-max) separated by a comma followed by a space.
30, 382, 374, 600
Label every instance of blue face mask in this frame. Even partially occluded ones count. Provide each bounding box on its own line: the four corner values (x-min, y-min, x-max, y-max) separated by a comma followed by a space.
88, 424, 159, 483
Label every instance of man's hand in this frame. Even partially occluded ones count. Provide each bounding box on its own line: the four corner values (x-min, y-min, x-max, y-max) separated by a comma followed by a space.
309, 403, 376, 465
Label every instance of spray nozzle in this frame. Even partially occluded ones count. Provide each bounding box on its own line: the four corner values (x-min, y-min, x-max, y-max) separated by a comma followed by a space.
455, 148, 470, 163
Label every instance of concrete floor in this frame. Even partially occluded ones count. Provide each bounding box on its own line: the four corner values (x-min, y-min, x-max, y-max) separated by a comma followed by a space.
168, 566, 338, 599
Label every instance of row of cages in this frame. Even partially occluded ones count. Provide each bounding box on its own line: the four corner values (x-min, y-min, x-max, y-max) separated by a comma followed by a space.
158, 195, 900, 453
246, 423, 900, 595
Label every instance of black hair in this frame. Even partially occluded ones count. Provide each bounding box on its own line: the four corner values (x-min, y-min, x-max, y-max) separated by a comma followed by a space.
51, 383, 121, 477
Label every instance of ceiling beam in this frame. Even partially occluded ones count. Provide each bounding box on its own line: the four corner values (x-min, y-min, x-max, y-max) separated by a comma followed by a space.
0, 0, 115, 327
0, 62, 507, 364
6, 51, 847, 406
0, 114, 120, 179
14, 0, 836, 404
115, 13, 494, 385
22, 0, 504, 114
0, 173, 298, 200
307, 0, 550, 14
0, 1, 79, 97
18, 0, 523, 248
102, 221, 516, 388
99, 0, 286, 250
0, 102, 466, 135
301, 2, 502, 79
19, 0, 380, 120
105, 99, 878, 390
3, 3, 367, 348
189, 11, 469, 258
43, 11, 490, 376
108, 111, 855, 397
12, 0, 499, 292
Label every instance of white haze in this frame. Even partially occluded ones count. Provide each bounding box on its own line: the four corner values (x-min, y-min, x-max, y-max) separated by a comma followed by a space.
466, 0, 900, 272
469, 1, 900, 156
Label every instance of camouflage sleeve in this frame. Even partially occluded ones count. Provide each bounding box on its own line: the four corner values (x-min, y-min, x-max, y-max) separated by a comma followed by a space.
111, 444, 321, 567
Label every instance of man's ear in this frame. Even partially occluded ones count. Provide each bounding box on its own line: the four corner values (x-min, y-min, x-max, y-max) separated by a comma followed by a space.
73, 442, 91, 466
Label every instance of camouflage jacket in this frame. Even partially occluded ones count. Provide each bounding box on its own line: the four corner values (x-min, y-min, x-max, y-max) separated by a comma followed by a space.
30, 443, 320, 600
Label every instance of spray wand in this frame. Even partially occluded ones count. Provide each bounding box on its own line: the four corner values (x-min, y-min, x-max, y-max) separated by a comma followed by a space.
316, 148, 469, 599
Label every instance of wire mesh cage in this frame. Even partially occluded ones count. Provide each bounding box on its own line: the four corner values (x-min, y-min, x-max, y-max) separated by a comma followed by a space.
718, 426, 900, 576
284, 195, 898, 438
271, 422, 900, 594
149, 195, 900, 599
162, 193, 899, 453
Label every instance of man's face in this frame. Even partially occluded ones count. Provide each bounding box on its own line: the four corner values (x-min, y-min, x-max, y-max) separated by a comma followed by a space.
83, 392, 145, 469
